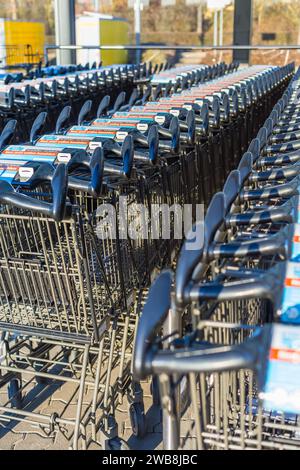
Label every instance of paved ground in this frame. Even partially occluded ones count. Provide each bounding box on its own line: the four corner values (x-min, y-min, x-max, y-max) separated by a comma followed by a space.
0, 377, 164, 450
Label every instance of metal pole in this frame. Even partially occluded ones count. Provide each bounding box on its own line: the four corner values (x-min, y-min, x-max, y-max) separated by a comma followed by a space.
197, 4, 203, 37
94, 0, 100, 11
233, 0, 252, 63
213, 10, 218, 47
54, 0, 76, 65
219, 8, 223, 47
134, 0, 142, 64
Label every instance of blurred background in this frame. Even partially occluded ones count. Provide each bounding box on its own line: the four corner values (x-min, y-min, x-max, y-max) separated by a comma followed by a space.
1, 0, 300, 68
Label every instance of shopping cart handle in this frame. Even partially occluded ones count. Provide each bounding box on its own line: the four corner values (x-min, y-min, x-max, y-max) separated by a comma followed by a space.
210, 230, 287, 259
240, 176, 299, 201
133, 270, 173, 380
257, 152, 300, 167
223, 170, 240, 209
188, 275, 275, 303
77, 100, 92, 126
221, 94, 230, 122
109, 91, 126, 115
77, 147, 104, 196
96, 95, 110, 118
274, 123, 300, 134
129, 129, 149, 148
133, 125, 158, 165
103, 135, 134, 178
153, 84, 163, 101
209, 97, 220, 128
249, 163, 300, 182
141, 85, 152, 105
225, 201, 294, 227
248, 138, 260, 162
175, 193, 225, 306
270, 130, 300, 143
197, 103, 209, 136
29, 152, 103, 197
157, 117, 180, 153
265, 140, 300, 155
0, 164, 68, 222
127, 88, 139, 108
30, 111, 47, 144
164, 81, 173, 97
0, 119, 17, 150
55, 105, 71, 134
229, 90, 239, 117
186, 110, 196, 145
148, 334, 264, 376
66, 149, 96, 172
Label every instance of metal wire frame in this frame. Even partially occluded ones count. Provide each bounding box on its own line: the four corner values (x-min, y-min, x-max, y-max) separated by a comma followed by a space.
155, 322, 300, 451
0, 308, 136, 449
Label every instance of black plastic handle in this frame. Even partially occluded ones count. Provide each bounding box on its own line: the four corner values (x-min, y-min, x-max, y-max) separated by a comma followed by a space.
103, 135, 134, 178
78, 100, 92, 125
133, 270, 173, 380
68, 147, 104, 197
249, 164, 300, 182
153, 84, 162, 101
0, 119, 17, 150
210, 233, 286, 259
133, 125, 159, 165
110, 91, 126, 115
257, 152, 300, 167
55, 105, 71, 134
240, 177, 299, 201
30, 112, 47, 144
189, 276, 274, 303
225, 204, 293, 227
157, 117, 180, 154
141, 85, 152, 105
149, 334, 262, 376
0, 164, 68, 221
96, 95, 110, 117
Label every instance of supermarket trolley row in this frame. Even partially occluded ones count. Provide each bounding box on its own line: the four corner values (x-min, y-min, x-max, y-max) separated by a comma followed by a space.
0, 62, 294, 450
0, 63, 145, 144
0, 60, 251, 287
150, 61, 239, 89
0, 63, 291, 271
0, 61, 232, 147
133, 66, 300, 450
116, 64, 293, 205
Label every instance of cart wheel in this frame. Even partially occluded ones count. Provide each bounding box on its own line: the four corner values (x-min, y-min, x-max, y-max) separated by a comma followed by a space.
8, 378, 22, 408
150, 376, 160, 406
67, 349, 78, 364
107, 437, 130, 451
129, 402, 146, 438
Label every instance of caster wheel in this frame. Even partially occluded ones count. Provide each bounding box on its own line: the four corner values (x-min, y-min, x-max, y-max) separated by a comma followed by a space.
8, 378, 22, 408
150, 376, 160, 406
107, 437, 130, 451
67, 349, 78, 364
129, 402, 146, 438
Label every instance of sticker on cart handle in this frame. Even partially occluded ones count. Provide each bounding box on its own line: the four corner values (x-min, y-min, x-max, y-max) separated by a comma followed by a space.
281, 261, 300, 323
260, 323, 300, 415
290, 224, 300, 262
18, 167, 34, 181
116, 130, 128, 141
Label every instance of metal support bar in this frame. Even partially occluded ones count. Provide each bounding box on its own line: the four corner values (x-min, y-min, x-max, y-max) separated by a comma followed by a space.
54, 0, 76, 65
45, 44, 300, 52
219, 8, 223, 47
213, 10, 218, 47
134, 0, 142, 64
